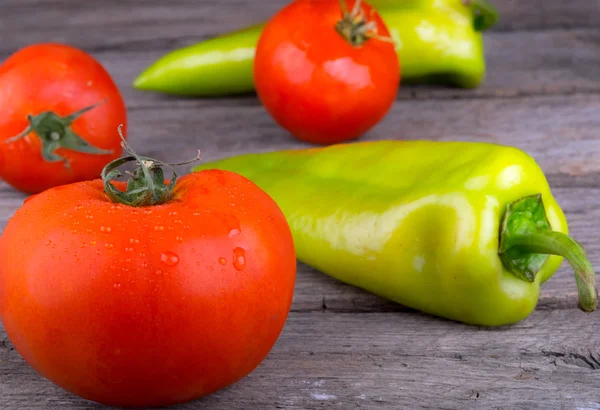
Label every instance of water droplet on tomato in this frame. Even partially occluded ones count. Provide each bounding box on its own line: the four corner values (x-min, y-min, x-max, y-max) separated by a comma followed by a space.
218, 257, 226, 265
141, 262, 148, 268
125, 247, 133, 252
86, 215, 94, 219
113, 283, 121, 289
160, 251, 179, 267
176, 236, 183, 243
229, 228, 241, 238
154, 226, 165, 231
45, 240, 51, 246
169, 211, 178, 216
156, 269, 163, 275
105, 243, 114, 249
233, 247, 246, 271
193, 212, 201, 217
100, 226, 112, 233
173, 220, 183, 224
144, 210, 153, 215
90, 240, 97, 245
129, 238, 139, 244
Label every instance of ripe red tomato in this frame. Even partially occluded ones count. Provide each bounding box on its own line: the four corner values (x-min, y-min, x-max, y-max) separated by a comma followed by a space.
254, 0, 400, 145
0, 43, 127, 194
0, 153, 296, 407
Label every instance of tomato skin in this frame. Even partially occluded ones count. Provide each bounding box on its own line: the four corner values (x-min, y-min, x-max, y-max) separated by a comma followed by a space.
0, 170, 296, 408
0, 43, 127, 194
254, 0, 400, 145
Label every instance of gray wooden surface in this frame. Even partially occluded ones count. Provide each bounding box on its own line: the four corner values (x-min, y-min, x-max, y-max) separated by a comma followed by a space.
1, 0, 600, 408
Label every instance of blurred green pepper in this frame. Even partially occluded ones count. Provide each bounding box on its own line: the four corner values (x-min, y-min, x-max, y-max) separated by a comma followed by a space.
133, 0, 498, 96
192, 140, 597, 326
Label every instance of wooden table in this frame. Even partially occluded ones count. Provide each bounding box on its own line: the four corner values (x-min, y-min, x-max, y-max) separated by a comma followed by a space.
2, 0, 600, 408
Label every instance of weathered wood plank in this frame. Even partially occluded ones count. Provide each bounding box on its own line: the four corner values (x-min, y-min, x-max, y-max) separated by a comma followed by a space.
1, 0, 599, 53
2, 309, 600, 409
492, 0, 600, 31
113, 94, 600, 181
0, 93, 599, 314
84, 28, 598, 104
0, 188, 594, 315
2, 190, 594, 314
1, 94, 597, 194
1, 28, 598, 102
1, 3, 599, 100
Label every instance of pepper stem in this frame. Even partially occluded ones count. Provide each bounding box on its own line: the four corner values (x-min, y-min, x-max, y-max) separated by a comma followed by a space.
335, 0, 395, 47
462, 0, 499, 32
509, 231, 597, 312
101, 125, 201, 207
499, 194, 597, 313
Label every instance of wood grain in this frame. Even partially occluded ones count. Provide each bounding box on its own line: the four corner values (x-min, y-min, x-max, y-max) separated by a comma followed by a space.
1, 2, 600, 102
2, 309, 600, 409
0, 94, 599, 314
111, 94, 600, 183
1, 187, 596, 316
2, 24, 598, 102
79, 28, 598, 105
1, 0, 599, 55
1, 0, 600, 408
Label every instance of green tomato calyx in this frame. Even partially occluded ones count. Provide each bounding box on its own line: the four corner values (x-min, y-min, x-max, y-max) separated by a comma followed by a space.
5, 100, 113, 170
499, 194, 597, 313
101, 125, 201, 207
335, 0, 395, 47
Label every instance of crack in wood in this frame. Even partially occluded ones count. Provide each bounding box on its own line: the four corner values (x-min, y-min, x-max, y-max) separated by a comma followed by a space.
541, 349, 600, 370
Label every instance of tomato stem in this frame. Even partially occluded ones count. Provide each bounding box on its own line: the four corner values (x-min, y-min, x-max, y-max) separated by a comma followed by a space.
5, 100, 112, 170
335, 0, 395, 47
101, 125, 201, 207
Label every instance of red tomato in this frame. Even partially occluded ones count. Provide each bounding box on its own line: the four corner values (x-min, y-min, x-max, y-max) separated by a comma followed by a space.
254, 0, 400, 145
0, 43, 127, 194
0, 159, 296, 407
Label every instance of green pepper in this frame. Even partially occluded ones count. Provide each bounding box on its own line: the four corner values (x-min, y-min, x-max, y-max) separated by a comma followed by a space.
133, 0, 498, 96
192, 141, 597, 326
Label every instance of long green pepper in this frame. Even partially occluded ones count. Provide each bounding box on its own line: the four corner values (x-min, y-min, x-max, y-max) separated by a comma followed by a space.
193, 141, 597, 326
133, 0, 498, 96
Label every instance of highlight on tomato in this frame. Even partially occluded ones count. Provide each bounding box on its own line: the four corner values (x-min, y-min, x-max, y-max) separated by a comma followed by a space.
0, 43, 127, 194
0, 129, 297, 408
254, 0, 401, 145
